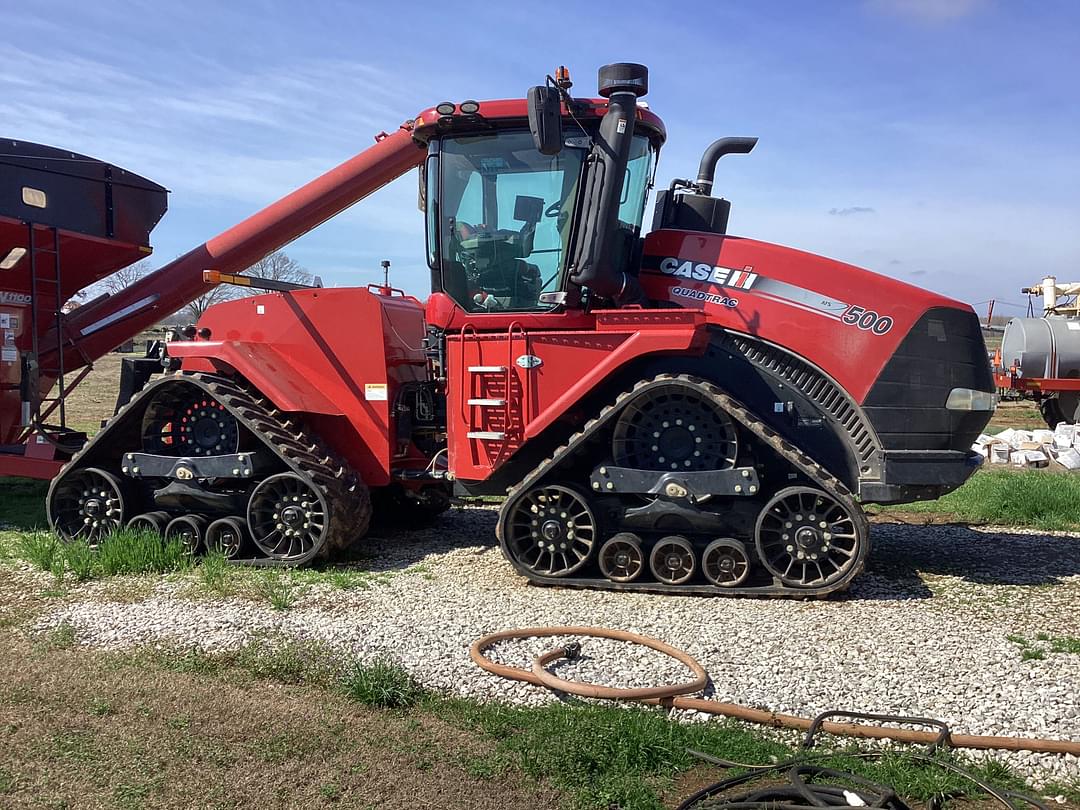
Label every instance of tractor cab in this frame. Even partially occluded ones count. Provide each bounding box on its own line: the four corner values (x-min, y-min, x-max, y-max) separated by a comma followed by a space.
417, 64, 665, 320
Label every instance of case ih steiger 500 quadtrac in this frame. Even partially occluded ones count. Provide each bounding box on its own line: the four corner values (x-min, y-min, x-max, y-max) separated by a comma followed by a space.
2, 64, 995, 597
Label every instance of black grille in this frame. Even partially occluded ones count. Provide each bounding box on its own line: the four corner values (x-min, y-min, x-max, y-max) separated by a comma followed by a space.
864, 307, 993, 451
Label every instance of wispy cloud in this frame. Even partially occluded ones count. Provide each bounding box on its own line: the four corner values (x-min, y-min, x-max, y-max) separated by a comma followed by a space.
828, 206, 876, 216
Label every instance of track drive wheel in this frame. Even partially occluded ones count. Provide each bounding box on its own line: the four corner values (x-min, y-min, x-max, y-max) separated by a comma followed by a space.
598, 533, 645, 583
247, 473, 330, 561
754, 486, 867, 588
612, 382, 738, 472
206, 517, 248, 559
48, 467, 126, 543
141, 384, 240, 457
649, 536, 696, 585
504, 484, 598, 577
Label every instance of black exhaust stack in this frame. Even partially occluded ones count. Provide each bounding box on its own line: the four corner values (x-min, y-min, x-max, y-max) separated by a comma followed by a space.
568, 63, 648, 305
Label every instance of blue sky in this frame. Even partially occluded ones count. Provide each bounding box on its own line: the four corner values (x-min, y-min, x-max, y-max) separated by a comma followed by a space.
5, 0, 1078, 314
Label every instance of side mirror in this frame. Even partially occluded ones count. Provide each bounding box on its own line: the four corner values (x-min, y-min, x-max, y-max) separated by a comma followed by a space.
527, 85, 563, 155
514, 194, 544, 224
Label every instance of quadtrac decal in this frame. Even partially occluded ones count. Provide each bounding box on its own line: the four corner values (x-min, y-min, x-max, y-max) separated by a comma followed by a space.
647, 255, 893, 336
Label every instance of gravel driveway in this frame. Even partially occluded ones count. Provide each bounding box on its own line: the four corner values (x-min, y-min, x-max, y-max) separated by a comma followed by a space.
28, 506, 1080, 786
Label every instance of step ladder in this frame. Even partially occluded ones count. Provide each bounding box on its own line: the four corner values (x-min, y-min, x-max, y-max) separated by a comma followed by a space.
466, 365, 508, 440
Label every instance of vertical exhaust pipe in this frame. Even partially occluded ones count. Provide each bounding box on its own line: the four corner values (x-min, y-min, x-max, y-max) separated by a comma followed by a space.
569, 63, 649, 304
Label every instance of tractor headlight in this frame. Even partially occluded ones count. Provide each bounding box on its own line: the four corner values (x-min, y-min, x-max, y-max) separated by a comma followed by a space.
945, 388, 997, 412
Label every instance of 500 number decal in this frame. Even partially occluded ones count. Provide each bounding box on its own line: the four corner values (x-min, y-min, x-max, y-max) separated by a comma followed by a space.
842, 305, 893, 335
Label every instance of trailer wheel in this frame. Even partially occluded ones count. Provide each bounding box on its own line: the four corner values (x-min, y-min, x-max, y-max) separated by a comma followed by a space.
247, 473, 330, 560
48, 467, 126, 543
754, 487, 865, 588
504, 484, 597, 577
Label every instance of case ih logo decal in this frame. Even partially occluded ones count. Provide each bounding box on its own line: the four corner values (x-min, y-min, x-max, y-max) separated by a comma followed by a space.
647, 256, 894, 335
658, 257, 758, 289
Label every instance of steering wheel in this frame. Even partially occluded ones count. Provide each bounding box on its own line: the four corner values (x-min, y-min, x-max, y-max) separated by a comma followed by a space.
544, 200, 562, 218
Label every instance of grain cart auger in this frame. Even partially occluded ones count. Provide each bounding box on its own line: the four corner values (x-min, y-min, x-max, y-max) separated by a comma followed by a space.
44, 63, 995, 593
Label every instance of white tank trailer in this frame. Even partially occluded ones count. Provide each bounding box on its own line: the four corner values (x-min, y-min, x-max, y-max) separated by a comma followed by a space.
1000, 276, 1080, 424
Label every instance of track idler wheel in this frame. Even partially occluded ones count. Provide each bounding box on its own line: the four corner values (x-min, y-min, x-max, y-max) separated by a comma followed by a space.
165, 515, 207, 554
48, 467, 126, 543
701, 538, 751, 587
649, 535, 696, 585
612, 382, 738, 472
754, 486, 867, 588
504, 484, 598, 577
247, 472, 330, 561
598, 533, 645, 583
205, 517, 248, 559
127, 511, 171, 535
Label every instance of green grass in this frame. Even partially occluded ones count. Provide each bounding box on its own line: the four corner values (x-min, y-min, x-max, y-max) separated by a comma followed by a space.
255, 569, 296, 610
14, 528, 192, 581
342, 658, 424, 710
0, 477, 48, 530
198, 551, 231, 594
875, 468, 1080, 530
1008, 632, 1080, 660
17, 531, 59, 571
96, 529, 191, 576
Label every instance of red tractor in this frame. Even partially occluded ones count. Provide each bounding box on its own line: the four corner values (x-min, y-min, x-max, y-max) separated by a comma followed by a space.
10, 64, 995, 596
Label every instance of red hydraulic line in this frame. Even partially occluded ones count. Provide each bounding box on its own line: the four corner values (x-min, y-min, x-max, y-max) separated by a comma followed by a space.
50, 123, 424, 368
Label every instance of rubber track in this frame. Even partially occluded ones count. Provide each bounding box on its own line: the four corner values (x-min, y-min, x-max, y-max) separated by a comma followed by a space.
495, 373, 871, 598
50, 371, 371, 565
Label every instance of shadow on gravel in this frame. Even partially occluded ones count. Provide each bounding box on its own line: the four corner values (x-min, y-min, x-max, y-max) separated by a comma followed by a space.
851, 522, 1080, 602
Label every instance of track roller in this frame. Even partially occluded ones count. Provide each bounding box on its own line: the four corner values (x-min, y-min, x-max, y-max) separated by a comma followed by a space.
165, 515, 208, 555
598, 533, 645, 583
48, 467, 126, 543
127, 511, 171, 535
503, 484, 598, 577
649, 536, 696, 585
754, 486, 866, 588
701, 538, 751, 587
205, 517, 248, 559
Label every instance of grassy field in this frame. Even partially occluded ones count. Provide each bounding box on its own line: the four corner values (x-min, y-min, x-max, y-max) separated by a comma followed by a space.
871, 467, 1080, 530
0, 607, 1067, 810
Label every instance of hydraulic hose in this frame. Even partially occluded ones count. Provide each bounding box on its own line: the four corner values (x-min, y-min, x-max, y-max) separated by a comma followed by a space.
469, 627, 1080, 757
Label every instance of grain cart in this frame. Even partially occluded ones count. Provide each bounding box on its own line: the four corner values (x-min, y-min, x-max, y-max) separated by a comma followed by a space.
23, 64, 996, 596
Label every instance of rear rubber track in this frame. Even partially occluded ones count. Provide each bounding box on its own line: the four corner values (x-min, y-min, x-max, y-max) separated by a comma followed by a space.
49, 371, 371, 565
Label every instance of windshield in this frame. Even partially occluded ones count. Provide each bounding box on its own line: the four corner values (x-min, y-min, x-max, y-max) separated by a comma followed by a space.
431, 130, 586, 312
427, 129, 657, 312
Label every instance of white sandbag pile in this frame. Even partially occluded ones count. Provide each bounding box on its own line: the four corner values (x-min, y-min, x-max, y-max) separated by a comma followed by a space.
972, 424, 1080, 469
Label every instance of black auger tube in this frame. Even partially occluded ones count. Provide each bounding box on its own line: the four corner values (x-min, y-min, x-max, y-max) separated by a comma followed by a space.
696, 137, 758, 194
569, 89, 641, 303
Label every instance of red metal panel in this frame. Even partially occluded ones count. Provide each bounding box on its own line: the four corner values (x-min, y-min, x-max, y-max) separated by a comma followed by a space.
640, 231, 968, 403
168, 287, 427, 486
0, 453, 63, 480
445, 311, 707, 482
